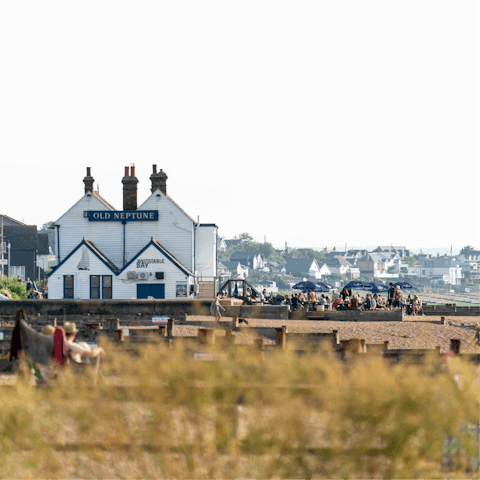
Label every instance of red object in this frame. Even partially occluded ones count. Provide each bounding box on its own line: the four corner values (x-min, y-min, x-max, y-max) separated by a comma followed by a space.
130, 166, 135, 177
52, 327, 69, 367
124, 166, 129, 177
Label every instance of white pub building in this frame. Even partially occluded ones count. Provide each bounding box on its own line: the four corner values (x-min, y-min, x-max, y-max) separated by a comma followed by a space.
48, 166, 217, 299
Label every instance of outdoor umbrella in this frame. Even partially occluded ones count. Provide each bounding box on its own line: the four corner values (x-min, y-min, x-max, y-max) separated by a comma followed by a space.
315, 281, 333, 292
0, 293, 9, 300
343, 280, 365, 290
292, 281, 316, 291
394, 281, 415, 290
363, 282, 389, 293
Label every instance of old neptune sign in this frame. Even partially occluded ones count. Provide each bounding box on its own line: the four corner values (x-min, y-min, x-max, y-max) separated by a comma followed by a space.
84, 210, 158, 222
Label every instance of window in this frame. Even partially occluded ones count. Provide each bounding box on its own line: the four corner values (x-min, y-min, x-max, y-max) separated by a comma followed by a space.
90, 275, 112, 299
102, 276, 112, 299
1, 242, 5, 253
64, 275, 74, 299
11, 266, 26, 281
90, 275, 100, 299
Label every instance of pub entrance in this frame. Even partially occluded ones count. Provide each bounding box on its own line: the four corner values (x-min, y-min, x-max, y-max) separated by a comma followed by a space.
137, 284, 165, 299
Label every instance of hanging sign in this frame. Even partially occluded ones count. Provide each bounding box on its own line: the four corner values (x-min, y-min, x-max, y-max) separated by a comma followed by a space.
84, 210, 158, 222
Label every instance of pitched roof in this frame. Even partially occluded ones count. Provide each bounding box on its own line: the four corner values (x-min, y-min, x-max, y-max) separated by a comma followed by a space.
121, 238, 193, 276
37, 233, 50, 255
3, 225, 38, 250
284, 258, 317, 273
326, 256, 351, 267
92, 191, 116, 211
0, 215, 25, 226
48, 238, 120, 276
222, 261, 243, 270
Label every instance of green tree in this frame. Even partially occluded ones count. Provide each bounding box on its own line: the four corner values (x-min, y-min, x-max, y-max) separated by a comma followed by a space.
403, 256, 417, 267
39, 221, 55, 251
0, 277, 30, 299
460, 245, 475, 256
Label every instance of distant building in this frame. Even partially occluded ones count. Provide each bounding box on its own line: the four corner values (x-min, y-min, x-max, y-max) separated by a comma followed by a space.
48, 166, 217, 299
284, 258, 322, 279
0, 215, 49, 281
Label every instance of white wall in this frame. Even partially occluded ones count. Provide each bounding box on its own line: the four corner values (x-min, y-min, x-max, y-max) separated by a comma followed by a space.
118, 244, 193, 299
48, 245, 117, 299
196, 225, 217, 280
55, 195, 124, 268
48, 243, 194, 299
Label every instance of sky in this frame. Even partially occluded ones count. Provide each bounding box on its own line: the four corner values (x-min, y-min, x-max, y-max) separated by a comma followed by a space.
0, 1, 478, 252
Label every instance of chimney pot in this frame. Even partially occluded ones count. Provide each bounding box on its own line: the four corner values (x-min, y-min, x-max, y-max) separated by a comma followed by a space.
131, 166, 135, 177
83, 167, 94, 194
122, 166, 138, 210
150, 167, 167, 195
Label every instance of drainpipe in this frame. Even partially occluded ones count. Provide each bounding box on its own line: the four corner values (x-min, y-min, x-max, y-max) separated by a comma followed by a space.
56, 225, 60, 264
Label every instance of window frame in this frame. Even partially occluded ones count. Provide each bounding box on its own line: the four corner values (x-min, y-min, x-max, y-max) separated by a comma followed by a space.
64, 275, 74, 299
90, 275, 101, 299
102, 275, 112, 299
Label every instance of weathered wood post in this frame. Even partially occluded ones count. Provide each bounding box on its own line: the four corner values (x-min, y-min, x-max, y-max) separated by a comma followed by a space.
198, 328, 215, 345
167, 318, 174, 338
450, 339, 460, 354
232, 316, 239, 329
225, 328, 234, 345
114, 329, 124, 342
275, 325, 287, 349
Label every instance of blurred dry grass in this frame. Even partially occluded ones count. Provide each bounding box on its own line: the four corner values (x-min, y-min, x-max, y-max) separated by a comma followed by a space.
0, 337, 478, 478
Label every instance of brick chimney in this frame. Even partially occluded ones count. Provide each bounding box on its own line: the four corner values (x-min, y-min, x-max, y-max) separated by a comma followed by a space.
150, 165, 167, 195
83, 167, 94, 194
122, 166, 138, 210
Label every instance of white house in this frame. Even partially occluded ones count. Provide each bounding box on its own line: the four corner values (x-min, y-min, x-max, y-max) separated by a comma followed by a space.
410, 255, 463, 285
48, 166, 217, 299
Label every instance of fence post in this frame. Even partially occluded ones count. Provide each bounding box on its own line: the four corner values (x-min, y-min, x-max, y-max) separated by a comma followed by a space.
232, 315, 239, 329
167, 319, 174, 338
275, 326, 287, 349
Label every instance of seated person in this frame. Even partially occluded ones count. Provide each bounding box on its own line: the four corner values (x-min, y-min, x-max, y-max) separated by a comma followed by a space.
332, 297, 343, 309
64, 322, 104, 364
373, 294, 386, 310
291, 294, 304, 309
350, 295, 360, 310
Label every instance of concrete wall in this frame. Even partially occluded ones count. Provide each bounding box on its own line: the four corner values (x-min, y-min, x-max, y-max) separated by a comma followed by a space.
423, 305, 480, 316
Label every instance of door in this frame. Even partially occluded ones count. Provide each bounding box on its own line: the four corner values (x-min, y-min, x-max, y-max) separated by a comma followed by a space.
137, 284, 165, 299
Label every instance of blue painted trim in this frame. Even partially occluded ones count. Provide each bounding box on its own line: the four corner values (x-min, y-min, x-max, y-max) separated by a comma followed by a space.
47, 239, 119, 277
120, 239, 193, 277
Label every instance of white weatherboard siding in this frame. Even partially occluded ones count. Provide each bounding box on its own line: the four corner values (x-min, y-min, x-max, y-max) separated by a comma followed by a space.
49, 244, 193, 299
49, 172, 216, 299
55, 195, 124, 268
119, 244, 193, 299
131, 191, 194, 271
48, 246, 116, 299
196, 225, 217, 279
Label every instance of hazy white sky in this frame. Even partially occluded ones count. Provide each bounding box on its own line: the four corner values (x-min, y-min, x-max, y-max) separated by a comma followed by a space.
0, 1, 478, 251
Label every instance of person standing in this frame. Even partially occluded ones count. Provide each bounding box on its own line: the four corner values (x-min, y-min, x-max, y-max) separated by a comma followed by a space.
387, 283, 395, 310
210, 296, 225, 322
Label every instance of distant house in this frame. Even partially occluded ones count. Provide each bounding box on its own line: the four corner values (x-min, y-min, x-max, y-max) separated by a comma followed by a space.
0, 217, 50, 281
284, 258, 322, 279
222, 261, 249, 279
326, 256, 353, 276
229, 252, 265, 271
356, 253, 400, 279
372, 246, 410, 258
217, 238, 228, 252
410, 255, 462, 285
216, 261, 232, 285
